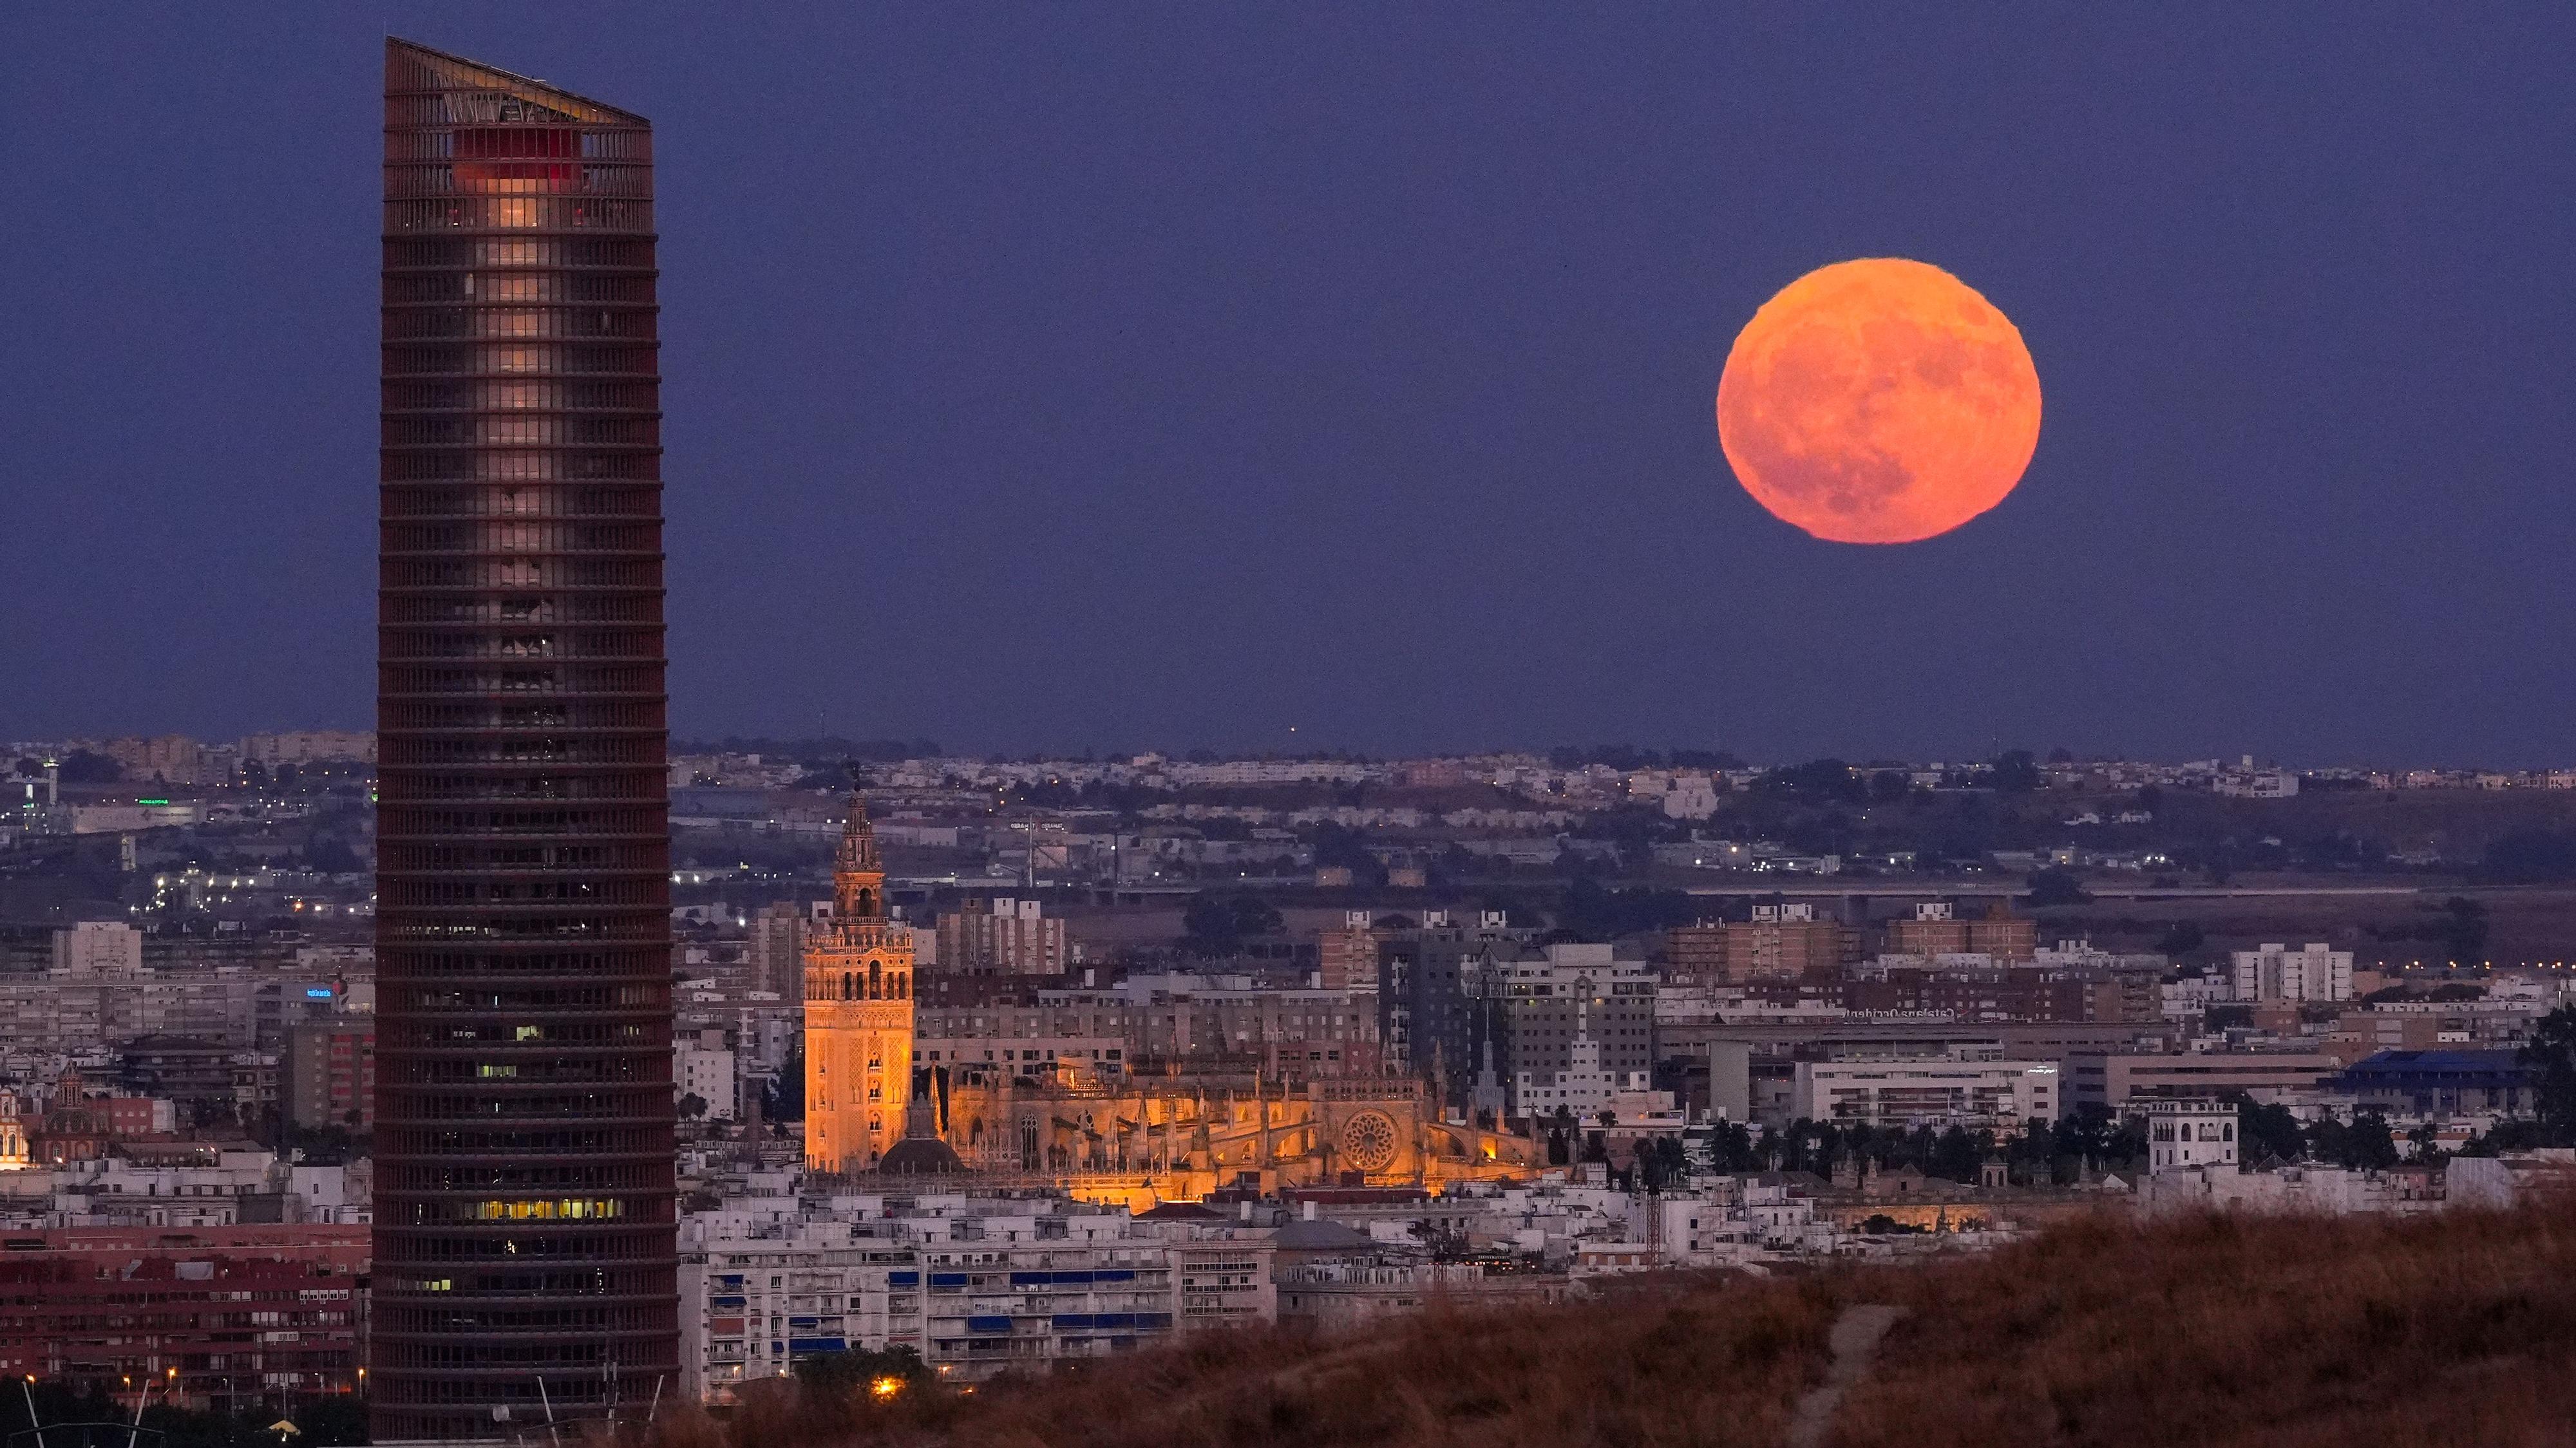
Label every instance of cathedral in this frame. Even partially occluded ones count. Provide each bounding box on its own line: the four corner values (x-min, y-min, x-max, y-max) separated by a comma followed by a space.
921, 1066, 1544, 1208
801, 792, 1544, 1199
802, 794, 916, 1172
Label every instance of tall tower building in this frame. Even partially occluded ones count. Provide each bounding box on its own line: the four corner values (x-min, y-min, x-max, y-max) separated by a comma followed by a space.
374, 39, 676, 1441
804, 798, 916, 1171
746, 900, 808, 997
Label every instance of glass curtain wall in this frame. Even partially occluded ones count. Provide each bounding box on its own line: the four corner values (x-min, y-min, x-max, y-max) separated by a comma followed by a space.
374, 38, 676, 1443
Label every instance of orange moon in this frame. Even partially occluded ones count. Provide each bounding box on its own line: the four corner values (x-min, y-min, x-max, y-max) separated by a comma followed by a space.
1716, 258, 2041, 544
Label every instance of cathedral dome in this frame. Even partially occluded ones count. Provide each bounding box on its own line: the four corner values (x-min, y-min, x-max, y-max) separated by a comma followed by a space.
878, 1135, 969, 1176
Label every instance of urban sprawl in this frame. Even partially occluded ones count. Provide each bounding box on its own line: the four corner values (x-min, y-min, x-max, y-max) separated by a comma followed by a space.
3, 729, 2573, 1420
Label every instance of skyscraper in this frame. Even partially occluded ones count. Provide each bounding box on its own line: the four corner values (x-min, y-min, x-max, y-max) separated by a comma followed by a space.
374, 39, 676, 1440
804, 797, 917, 1172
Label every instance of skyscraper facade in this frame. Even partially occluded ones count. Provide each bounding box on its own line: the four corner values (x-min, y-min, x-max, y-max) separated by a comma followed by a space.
374, 39, 676, 1440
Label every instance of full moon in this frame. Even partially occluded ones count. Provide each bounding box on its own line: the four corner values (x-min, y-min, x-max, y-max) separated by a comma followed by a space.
1716, 258, 2041, 544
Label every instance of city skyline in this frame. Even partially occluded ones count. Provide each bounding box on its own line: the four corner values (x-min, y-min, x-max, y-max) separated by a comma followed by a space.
8, 9, 2576, 764
10, 13, 2576, 1444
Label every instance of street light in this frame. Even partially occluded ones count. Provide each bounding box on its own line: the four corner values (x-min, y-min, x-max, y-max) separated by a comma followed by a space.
127, 1368, 167, 1448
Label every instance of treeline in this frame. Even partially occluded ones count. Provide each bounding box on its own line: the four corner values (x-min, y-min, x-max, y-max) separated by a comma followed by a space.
1695, 1109, 2150, 1187
675, 735, 942, 762
1548, 744, 1745, 771
2482, 827, 2576, 883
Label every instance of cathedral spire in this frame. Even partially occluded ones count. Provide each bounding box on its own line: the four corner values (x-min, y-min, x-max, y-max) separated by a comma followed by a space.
804, 761, 917, 1174
833, 769, 884, 919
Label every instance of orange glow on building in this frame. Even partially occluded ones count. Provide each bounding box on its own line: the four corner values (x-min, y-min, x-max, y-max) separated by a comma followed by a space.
805, 796, 916, 1171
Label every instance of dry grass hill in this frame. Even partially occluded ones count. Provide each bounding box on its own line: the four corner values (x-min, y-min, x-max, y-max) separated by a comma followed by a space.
645, 1202, 2576, 1448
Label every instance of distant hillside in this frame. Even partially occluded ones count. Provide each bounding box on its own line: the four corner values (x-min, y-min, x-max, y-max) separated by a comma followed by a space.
656, 1203, 2576, 1448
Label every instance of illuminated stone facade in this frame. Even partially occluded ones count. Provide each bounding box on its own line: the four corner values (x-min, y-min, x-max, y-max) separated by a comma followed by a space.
802, 800, 914, 1171
912, 1067, 1543, 1209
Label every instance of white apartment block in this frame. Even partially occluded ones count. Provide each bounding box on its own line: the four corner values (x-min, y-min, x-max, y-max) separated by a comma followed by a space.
1791, 1058, 2057, 1128
1513, 1037, 1636, 1118
676, 1203, 1276, 1402
2231, 943, 2354, 1002
1661, 775, 1720, 820
238, 730, 375, 766
676, 1037, 739, 1120
52, 921, 142, 975
2213, 769, 2298, 798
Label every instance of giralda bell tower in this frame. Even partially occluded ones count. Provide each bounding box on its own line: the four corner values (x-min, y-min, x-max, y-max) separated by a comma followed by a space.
374, 39, 676, 1441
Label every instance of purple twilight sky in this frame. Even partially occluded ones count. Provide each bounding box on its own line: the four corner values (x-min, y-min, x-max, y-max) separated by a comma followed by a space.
4, 5, 2573, 764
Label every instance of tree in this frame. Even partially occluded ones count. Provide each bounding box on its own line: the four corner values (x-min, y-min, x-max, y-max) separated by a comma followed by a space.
1548, 1104, 1577, 1166
2459, 1117, 2550, 1157
2203, 845, 2238, 887
2436, 896, 2490, 964
2228, 1092, 2305, 1165
678, 1093, 708, 1120
2023, 868, 2091, 907
1639, 1135, 1690, 1191
1309, 822, 1385, 885
1929, 1125, 1985, 1183
1557, 877, 1700, 940
766, 1046, 806, 1122
1987, 749, 2042, 793
2523, 1006, 2576, 1145
1704, 1120, 1760, 1172
55, 749, 122, 784
1757, 758, 1867, 803
2483, 828, 2576, 883
305, 836, 363, 874
1181, 892, 1283, 957
2153, 922, 2206, 957
794, 1344, 933, 1413
2005, 1116, 2058, 1185
2341, 1111, 2400, 1171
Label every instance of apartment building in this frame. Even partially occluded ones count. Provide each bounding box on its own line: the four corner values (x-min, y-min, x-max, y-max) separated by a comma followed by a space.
936, 897, 1069, 977
1663, 903, 1862, 984
281, 1019, 375, 1131
1882, 902, 2039, 962
2231, 943, 2354, 1003
1490, 944, 1657, 1117
1788, 1057, 2058, 1128
2061, 1050, 2342, 1115
676, 1204, 1276, 1400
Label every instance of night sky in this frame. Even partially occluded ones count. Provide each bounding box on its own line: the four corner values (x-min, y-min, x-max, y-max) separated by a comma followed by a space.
6, 6, 2573, 764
